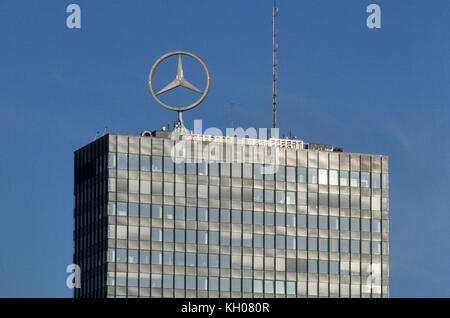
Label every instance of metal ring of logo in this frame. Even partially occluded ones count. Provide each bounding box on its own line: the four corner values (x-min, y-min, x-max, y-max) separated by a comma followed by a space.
148, 50, 211, 112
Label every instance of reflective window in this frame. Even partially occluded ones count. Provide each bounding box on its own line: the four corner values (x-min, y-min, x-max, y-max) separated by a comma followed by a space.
243, 164, 252, 179
362, 219, 370, 232
152, 156, 162, 172
209, 162, 219, 177
275, 213, 285, 226
164, 157, 174, 173
330, 261, 339, 275
372, 173, 381, 188
351, 240, 360, 253
164, 205, 174, 219
361, 172, 370, 188
382, 174, 389, 189
175, 252, 184, 266
254, 280, 263, 293
329, 170, 339, 185
108, 153, 116, 169
286, 214, 296, 227
231, 163, 241, 178
209, 231, 219, 245
265, 190, 274, 203
198, 231, 208, 245
209, 277, 219, 291
231, 210, 241, 224
286, 191, 296, 205
198, 161, 208, 176
286, 167, 296, 182
220, 255, 230, 268
339, 171, 349, 186
186, 276, 196, 289
140, 155, 150, 171
243, 210, 252, 224
164, 229, 174, 242
287, 236, 296, 249
186, 253, 196, 266
220, 278, 230, 291
351, 218, 360, 232
265, 212, 274, 226
163, 251, 173, 265
152, 228, 162, 241
209, 254, 219, 267
198, 254, 208, 267
372, 219, 381, 232
308, 215, 317, 228
254, 189, 263, 203
276, 235, 285, 249
372, 241, 381, 254
318, 169, 328, 185
340, 217, 349, 231
186, 162, 196, 175
276, 166, 285, 181
319, 216, 328, 229
265, 235, 275, 248
220, 163, 230, 177
254, 234, 264, 248
117, 153, 127, 170
297, 214, 307, 228
152, 204, 162, 218
340, 239, 349, 253
175, 275, 184, 289
186, 207, 196, 221
117, 202, 127, 216
308, 238, 317, 251
116, 249, 127, 263
319, 260, 328, 274
151, 251, 162, 265
276, 191, 285, 204
330, 216, 339, 230
319, 238, 328, 252
129, 154, 139, 171
175, 206, 185, 220
308, 168, 318, 184
210, 208, 219, 222
221, 209, 230, 223
198, 207, 208, 222
308, 260, 317, 273
265, 280, 274, 293
198, 277, 208, 290
298, 167, 307, 183
350, 172, 359, 187
254, 212, 263, 225
298, 237, 307, 250
186, 230, 196, 244
175, 162, 185, 174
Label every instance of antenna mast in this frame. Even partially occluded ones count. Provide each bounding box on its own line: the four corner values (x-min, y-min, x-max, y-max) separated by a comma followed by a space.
272, 0, 278, 129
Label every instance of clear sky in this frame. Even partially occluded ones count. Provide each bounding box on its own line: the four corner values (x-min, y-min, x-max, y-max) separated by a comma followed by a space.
0, 0, 448, 297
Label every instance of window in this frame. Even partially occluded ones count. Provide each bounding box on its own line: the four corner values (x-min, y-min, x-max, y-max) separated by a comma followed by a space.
175, 162, 185, 174
243, 210, 252, 224
209, 277, 219, 291
297, 214, 307, 228
198, 254, 208, 267
319, 216, 328, 229
276, 191, 285, 204
319, 238, 328, 252
210, 208, 219, 222
298, 237, 307, 250
198, 161, 208, 176
362, 219, 370, 232
220, 255, 230, 268
350, 172, 359, 187
164, 157, 174, 173
361, 172, 370, 188
163, 251, 173, 265
209, 231, 219, 245
186, 253, 196, 266
275, 213, 285, 226
308, 260, 317, 273
265, 280, 274, 293
140, 155, 150, 171
117, 202, 127, 216
254, 212, 263, 225
186, 162, 196, 175
209, 162, 219, 177
117, 153, 127, 170
186, 230, 196, 244
243, 164, 252, 179
286, 214, 296, 227
186, 207, 196, 221
372, 219, 381, 232
198, 208, 208, 222
318, 169, 328, 185
276, 166, 285, 181
308, 215, 317, 228
286, 167, 296, 182
198, 277, 208, 290
340, 239, 349, 253
265, 235, 274, 248
175, 275, 184, 289
116, 249, 127, 263
276, 235, 285, 249
330, 261, 339, 275
175, 206, 185, 220
372, 173, 381, 188
164, 205, 174, 219
308, 168, 318, 184
221, 163, 230, 177
151, 251, 162, 265
175, 252, 184, 266
339, 171, 349, 186
231, 163, 241, 178
254, 189, 263, 203
298, 167, 307, 183
221, 209, 230, 223
243, 279, 252, 293
140, 250, 150, 264
372, 241, 381, 254
231, 210, 241, 224
254, 234, 264, 248
129, 154, 139, 171
351, 240, 360, 253
152, 156, 162, 172
319, 260, 328, 274
329, 170, 338, 185
108, 153, 116, 169
340, 217, 349, 231
351, 218, 360, 232
152, 228, 162, 241
276, 281, 285, 294
163, 229, 173, 242
152, 204, 162, 218
198, 231, 208, 245
186, 276, 196, 289
265, 212, 274, 226
287, 236, 296, 249
330, 216, 339, 230
264, 190, 274, 203
308, 238, 317, 251
286, 192, 296, 205
220, 278, 230, 291
382, 174, 389, 189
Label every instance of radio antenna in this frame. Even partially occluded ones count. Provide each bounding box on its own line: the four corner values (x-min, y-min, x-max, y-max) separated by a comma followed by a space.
272, 0, 278, 129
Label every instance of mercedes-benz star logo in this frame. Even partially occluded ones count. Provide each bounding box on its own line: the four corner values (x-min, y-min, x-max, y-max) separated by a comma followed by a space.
148, 50, 211, 113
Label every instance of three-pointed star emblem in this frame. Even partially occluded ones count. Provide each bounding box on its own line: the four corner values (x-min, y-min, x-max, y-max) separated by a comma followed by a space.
156, 55, 203, 96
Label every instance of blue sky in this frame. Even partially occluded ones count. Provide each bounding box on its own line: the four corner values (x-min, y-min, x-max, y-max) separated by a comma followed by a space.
0, 0, 448, 297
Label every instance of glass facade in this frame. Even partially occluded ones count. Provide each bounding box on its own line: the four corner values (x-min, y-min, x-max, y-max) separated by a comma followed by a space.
74, 133, 389, 298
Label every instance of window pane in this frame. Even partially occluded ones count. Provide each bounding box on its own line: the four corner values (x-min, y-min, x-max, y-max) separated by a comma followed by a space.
340, 171, 349, 186
140, 155, 150, 171
117, 154, 127, 170
298, 167, 307, 183
361, 172, 370, 188
164, 157, 174, 173
308, 168, 318, 184
129, 154, 139, 171
152, 156, 162, 172
329, 170, 338, 185
318, 169, 328, 185
350, 172, 359, 187
286, 167, 296, 182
